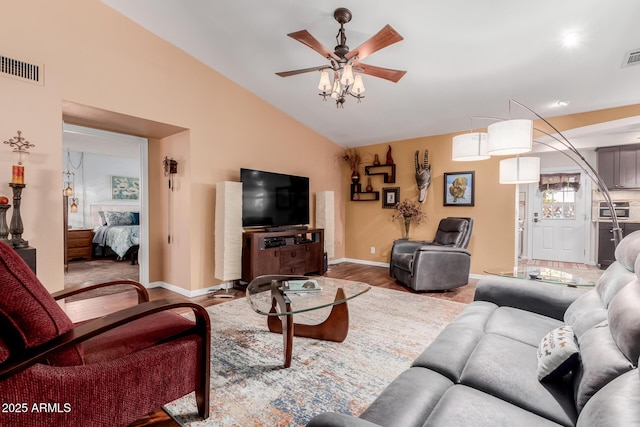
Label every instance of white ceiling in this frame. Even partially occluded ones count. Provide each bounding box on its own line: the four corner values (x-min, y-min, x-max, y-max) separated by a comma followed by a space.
101, 0, 640, 148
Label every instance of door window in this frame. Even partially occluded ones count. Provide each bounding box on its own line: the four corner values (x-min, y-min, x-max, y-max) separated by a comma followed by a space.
541, 188, 575, 219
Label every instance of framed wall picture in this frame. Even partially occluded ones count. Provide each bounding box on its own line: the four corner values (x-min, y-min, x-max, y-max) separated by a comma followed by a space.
382, 187, 400, 209
444, 171, 475, 206
111, 176, 140, 200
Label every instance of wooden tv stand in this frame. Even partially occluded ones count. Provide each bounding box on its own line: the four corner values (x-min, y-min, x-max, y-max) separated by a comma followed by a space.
242, 228, 324, 283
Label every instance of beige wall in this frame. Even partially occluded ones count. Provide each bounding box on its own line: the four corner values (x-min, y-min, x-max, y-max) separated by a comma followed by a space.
1, 0, 345, 293
3, 0, 640, 292
343, 135, 513, 274
344, 104, 640, 274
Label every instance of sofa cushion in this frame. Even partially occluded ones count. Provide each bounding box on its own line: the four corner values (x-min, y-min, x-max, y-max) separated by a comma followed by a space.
423, 385, 564, 427
0, 242, 83, 367
412, 324, 484, 382
576, 369, 640, 427
359, 367, 453, 427
594, 262, 636, 307
537, 326, 580, 382
485, 306, 563, 347
613, 230, 640, 272
413, 301, 495, 381
573, 320, 634, 412
474, 276, 584, 321
607, 279, 640, 366
564, 291, 607, 339
460, 334, 577, 426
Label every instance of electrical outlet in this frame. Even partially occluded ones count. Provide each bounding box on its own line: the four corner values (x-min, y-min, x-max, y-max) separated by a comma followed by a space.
370, 246, 376, 254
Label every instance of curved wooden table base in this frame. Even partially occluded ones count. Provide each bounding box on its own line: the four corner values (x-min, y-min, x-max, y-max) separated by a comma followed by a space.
267, 287, 349, 368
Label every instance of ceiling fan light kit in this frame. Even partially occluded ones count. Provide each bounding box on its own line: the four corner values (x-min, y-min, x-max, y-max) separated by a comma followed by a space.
277, 7, 406, 108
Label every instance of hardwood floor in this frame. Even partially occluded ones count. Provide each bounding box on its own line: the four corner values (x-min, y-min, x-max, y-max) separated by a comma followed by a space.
64, 262, 476, 426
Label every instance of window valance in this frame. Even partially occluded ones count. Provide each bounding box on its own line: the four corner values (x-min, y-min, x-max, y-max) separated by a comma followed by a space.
538, 173, 581, 192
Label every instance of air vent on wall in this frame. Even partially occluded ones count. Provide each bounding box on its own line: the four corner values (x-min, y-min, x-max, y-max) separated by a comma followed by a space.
0, 53, 43, 86
622, 49, 640, 68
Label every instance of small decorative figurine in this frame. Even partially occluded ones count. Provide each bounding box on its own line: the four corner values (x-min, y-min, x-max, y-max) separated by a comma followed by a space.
385, 145, 394, 165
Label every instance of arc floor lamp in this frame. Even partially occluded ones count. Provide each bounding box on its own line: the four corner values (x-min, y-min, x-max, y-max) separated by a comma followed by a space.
452, 99, 622, 247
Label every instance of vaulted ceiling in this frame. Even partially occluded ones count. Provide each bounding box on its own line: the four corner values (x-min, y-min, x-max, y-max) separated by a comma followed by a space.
102, 0, 640, 148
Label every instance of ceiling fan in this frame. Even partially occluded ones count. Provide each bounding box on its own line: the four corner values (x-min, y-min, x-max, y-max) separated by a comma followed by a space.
276, 7, 406, 107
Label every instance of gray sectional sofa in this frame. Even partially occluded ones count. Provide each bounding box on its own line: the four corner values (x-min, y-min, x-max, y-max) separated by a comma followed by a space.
307, 231, 640, 427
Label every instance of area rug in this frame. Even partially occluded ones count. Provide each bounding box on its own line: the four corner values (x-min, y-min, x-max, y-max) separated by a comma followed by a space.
164, 285, 466, 426
64, 259, 140, 301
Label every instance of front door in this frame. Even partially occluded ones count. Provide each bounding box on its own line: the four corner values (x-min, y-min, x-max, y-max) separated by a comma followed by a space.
530, 171, 587, 263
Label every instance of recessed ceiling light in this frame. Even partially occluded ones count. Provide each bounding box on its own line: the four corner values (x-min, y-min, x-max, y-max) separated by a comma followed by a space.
562, 32, 580, 48
557, 100, 569, 107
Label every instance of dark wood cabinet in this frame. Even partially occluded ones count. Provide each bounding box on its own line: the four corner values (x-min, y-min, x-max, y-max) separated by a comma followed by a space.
242, 228, 324, 282
14, 246, 36, 274
598, 222, 640, 268
67, 229, 93, 262
278, 245, 306, 274
597, 145, 640, 190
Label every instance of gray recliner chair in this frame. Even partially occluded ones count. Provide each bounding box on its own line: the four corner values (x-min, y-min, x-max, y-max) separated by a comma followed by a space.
389, 217, 473, 291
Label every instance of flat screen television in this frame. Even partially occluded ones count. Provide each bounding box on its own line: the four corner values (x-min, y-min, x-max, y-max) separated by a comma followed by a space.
241, 168, 310, 228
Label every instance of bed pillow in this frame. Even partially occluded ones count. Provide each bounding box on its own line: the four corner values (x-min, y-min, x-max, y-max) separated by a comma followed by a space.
537, 325, 580, 382
105, 211, 134, 226
131, 211, 140, 225
98, 210, 108, 226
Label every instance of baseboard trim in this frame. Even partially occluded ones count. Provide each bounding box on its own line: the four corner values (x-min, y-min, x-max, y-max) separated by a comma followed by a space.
149, 265, 482, 298
330, 257, 390, 268
148, 281, 226, 298
331, 257, 482, 281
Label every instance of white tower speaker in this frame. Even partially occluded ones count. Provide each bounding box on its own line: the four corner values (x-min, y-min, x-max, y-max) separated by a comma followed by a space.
215, 181, 243, 281
315, 191, 334, 258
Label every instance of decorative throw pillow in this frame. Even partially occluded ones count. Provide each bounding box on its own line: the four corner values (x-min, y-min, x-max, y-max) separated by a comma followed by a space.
105, 211, 134, 226
537, 325, 580, 382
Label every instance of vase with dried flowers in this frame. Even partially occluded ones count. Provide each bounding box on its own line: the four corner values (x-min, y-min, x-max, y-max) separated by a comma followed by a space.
392, 198, 425, 239
342, 148, 362, 184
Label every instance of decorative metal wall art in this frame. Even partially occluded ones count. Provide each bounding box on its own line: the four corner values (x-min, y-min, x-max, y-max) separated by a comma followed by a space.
414, 150, 431, 203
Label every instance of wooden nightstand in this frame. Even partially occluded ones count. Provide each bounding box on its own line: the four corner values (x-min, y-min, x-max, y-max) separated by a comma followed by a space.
67, 229, 93, 262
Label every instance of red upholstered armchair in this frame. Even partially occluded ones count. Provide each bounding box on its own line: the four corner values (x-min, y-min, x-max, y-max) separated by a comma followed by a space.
0, 242, 210, 426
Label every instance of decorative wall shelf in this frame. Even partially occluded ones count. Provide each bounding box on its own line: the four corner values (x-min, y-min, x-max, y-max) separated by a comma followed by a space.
350, 183, 380, 201
364, 164, 396, 183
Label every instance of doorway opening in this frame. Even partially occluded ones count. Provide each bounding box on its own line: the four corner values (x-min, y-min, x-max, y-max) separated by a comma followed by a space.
62, 124, 149, 288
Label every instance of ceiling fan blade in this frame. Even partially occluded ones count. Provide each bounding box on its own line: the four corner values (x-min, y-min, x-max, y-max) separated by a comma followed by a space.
287, 30, 340, 61
276, 65, 331, 78
345, 25, 403, 61
355, 63, 407, 83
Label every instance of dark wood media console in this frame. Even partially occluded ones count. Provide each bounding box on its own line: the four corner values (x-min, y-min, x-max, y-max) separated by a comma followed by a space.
242, 228, 324, 283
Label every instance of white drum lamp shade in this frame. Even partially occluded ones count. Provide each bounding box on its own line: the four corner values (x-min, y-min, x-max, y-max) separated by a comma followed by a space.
452, 132, 489, 161
488, 119, 533, 155
499, 157, 541, 184
215, 181, 243, 281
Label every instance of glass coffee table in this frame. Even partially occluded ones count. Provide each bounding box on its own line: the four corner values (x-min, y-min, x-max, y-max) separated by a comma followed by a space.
484, 266, 596, 287
246, 275, 370, 368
